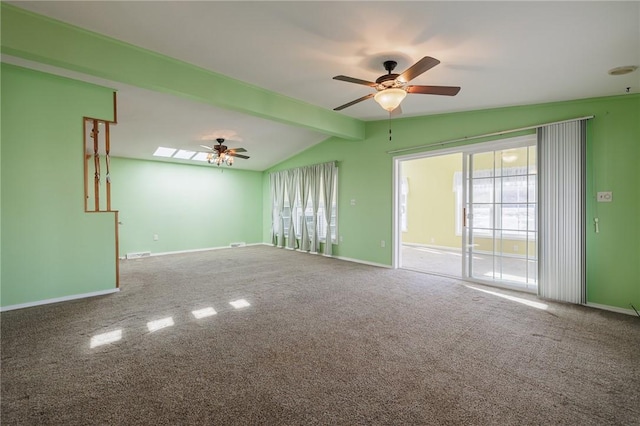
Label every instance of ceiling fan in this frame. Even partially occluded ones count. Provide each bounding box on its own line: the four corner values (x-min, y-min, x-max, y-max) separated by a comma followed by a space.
333, 56, 461, 113
199, 138, 249, 166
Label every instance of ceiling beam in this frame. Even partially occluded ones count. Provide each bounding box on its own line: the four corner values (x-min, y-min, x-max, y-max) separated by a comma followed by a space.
1, 4, 364, 140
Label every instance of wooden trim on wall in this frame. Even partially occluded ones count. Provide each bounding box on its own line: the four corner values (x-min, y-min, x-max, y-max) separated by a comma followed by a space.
81, 91, 120, 290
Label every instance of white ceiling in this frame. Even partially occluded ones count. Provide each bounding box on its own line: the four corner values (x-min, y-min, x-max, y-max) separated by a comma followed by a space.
5, 1, 640, 171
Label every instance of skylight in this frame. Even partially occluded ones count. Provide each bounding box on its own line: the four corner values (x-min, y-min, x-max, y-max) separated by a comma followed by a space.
173, 149, 196, 160
153, 146, 218, 163
153, 147, 177, 157
191, 152, 210, 162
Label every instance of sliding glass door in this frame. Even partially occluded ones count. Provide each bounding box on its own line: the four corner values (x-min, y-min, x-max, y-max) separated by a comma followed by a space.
462, 141, 538, 291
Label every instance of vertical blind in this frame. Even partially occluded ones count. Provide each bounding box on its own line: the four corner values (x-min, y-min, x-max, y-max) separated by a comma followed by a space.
537, 120, 587, 303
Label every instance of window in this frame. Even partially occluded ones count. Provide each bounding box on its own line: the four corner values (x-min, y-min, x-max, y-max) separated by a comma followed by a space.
284, 170, 338, 243
454, 166, 536, 239
271, 162, 338, 254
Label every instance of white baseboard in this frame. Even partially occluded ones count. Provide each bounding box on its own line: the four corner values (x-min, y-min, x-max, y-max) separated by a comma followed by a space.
1, 288, 120, 312
334, 256, 392, 269
584, 302, 639, 317
128, 243, 266, 258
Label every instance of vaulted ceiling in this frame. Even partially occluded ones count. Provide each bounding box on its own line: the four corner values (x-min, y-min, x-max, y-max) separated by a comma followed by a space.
3, 1, 639, 170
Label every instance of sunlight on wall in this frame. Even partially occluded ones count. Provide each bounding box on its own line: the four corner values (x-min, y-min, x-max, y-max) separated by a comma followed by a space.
465, 285, 548, 310
192, 307, 217, 319
147, 317, 175, 332
90, 329, 122, 348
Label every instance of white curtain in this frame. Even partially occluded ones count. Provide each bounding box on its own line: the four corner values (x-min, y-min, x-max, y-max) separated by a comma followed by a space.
309, 164, 322, 253
270, 172, 286, 247
321, 162, 336, 256
537, 120, 587, 303
285, 169, 298, 249
298, 168, 311, 251
269, 161, 337, 255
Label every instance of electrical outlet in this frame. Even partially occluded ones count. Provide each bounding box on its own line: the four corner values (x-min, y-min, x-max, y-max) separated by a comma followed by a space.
381, 240, 386, 248
153, 234, 159, 241
513, 245, 519, 252
597, 191, 612, 202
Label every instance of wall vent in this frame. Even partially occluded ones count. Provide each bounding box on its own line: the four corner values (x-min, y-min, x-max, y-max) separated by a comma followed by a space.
126, 251, 151, 259
230, 242, 246, 248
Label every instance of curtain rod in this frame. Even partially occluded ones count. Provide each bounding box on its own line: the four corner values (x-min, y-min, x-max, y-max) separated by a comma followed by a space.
386, 115, 595, 155
268, 160, 337, 175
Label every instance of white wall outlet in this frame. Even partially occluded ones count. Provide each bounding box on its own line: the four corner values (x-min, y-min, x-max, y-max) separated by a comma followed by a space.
381, 240, 386, 248
350, 199, 356, 206
597, 192, 612, 202
153, 234, 159, 241
339, 235, 343, 242
513, 245, 519, 252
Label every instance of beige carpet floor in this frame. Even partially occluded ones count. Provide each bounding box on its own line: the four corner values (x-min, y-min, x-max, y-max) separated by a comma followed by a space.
1, 245, 639, 425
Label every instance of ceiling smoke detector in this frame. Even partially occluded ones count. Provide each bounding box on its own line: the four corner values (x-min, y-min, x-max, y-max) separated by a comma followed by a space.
608, 65, 638, 76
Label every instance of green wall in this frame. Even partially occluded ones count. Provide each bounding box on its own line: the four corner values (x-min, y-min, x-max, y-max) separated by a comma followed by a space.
111, 157, 263, 256
266, 94, 640, 310
1, 64, 117, 308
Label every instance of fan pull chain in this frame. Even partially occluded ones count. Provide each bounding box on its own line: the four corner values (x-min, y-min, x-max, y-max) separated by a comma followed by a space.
388, 114, 392, 142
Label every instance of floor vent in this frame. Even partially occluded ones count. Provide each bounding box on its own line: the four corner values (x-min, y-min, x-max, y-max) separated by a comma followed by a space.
230, 242, 246, 248
126, 251, 151, 259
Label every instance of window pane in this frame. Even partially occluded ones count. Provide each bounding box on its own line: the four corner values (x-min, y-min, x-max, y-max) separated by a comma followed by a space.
472, 177, 494, 203
501, 204, 530, 231
471, 204, 493, 230
528, 175, 537, 202
528, 145, 537, 175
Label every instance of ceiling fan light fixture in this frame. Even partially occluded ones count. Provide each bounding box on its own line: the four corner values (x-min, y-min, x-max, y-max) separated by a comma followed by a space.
374, 88, 407, 112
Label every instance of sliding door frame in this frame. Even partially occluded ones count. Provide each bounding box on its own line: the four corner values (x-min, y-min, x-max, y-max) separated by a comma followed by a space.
392, 135, 537, 292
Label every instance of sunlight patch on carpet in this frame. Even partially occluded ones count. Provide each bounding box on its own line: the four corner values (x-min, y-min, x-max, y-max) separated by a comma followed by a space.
229, 299, 251, 309
192, 307, 217, 319
465, 285, 548, 310
90, 329, 122, 348
147, 317, 174, 332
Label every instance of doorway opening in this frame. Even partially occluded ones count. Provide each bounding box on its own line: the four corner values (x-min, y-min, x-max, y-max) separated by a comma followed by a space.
394, 135, 538, 292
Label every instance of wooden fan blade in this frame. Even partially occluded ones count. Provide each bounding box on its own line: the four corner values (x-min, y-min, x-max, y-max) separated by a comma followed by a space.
406, 85, 461, 96
398, 56, 440, 83
333, 93, 375, 111
229, 153, 250, 159
228, 147, 247, 153
333, 75, 377, 87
